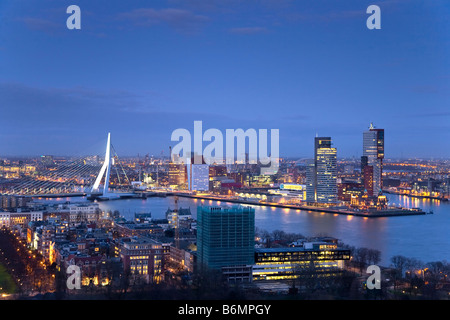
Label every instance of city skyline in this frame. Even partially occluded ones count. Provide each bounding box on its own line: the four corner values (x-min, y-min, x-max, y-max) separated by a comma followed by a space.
1, 1, 450, 303
0, 0, 449, 158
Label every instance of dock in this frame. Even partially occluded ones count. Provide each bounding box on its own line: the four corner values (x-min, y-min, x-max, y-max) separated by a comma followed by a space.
172, 193, 427, 218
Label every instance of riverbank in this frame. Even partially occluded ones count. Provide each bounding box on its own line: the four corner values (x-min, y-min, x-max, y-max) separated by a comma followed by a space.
383, 190, 449, 202
173, 193, 427, 218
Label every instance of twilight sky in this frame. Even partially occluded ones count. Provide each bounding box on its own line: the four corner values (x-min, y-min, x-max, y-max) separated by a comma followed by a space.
0, 0, 449, 159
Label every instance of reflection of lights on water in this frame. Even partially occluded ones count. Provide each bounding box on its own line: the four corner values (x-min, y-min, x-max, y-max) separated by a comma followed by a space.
347, 215, 353, 221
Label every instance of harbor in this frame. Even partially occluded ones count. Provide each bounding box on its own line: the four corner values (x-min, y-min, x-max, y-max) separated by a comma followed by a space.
128, 190, 429, 218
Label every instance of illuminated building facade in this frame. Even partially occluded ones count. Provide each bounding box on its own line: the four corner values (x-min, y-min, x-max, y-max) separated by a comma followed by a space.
68, 203, 100, 224
65, 255, 108, 286
209, 165, 228, 178
197, 205, 255, 272
118, 237, 164, 283
0, 210, 43, 228
1, 195, 32, 209
187, 162, 210, 191
169, 162, 187, 189
169, 245, 196, 272
269, 184, 306, 203
305, 159, 316, 202
252, 241, 351, 281
114, 221, 164, 238
362, 123, 384, 196
306, 137, 338, 204
338, 182, 363, 201
166, 207, 192, 229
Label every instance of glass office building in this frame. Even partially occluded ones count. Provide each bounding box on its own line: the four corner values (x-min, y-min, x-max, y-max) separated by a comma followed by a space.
197, 205, 255, 270
306, 137, 338, 204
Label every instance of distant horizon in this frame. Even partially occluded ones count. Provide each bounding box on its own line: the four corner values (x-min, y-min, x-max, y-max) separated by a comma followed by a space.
1, 153, 449, 162
0, 1, 449, 157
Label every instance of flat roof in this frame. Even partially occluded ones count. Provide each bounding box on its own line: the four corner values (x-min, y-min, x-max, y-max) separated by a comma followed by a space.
255, 246, 348, 253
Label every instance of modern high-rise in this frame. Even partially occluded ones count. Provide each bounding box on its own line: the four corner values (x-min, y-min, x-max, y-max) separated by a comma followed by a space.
362, 123, 384, 196
306, 137, 338, 204
197, 205, 255, 271
168, 162, 186, 189
186, 155, 210, 192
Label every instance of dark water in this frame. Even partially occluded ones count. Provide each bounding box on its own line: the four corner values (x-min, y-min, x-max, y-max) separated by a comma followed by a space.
41, 194, 449, 267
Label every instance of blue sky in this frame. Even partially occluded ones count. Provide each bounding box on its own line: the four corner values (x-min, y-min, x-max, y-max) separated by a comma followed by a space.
0, 0, 449, 158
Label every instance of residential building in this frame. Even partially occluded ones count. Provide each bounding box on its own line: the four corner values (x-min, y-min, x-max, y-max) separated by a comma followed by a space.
117, 236, 164, 283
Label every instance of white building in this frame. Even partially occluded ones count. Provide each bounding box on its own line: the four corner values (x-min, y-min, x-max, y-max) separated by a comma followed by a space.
69, 203, 100, 223
0, 210, 43, 228
186, 157, 210, 192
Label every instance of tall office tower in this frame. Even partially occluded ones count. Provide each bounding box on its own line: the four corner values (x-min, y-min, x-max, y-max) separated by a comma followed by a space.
197, 205, 255, 271
305, 137, 338, 204
363, 123, 384, 196
186, 156, 210, 192
305, 158, 316, 202
315, 137, 338, 203
361, 155, 374, 196
168, 162, 186, 189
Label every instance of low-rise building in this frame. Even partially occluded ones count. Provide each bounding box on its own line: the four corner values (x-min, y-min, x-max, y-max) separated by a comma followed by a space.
117, 236, 165, 283
69, 203, 100, 224
252, 240, 351, 281
0, 210, 43, 228
114, 221, 164, 238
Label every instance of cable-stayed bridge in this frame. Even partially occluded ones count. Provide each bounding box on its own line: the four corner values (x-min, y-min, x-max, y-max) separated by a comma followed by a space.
3, 133, 134, 199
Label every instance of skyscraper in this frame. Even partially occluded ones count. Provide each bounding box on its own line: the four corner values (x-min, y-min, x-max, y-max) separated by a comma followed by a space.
168, 153, 187, 189
197, 205, 255, 270
186, 154, 210, 192
168, 162, 186, 189
306, 137, 338, 204
305, 159, 316, 202
362, 123, 384, 196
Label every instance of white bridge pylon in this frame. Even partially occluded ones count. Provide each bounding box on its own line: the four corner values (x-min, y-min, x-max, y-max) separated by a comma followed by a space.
91, 132, 112, 195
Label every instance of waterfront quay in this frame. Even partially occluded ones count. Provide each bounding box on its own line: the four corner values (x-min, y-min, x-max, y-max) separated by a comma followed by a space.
164, 192, 428, 218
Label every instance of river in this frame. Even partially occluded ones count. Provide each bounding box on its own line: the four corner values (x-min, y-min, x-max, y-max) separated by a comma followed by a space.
40, 193, 449, 267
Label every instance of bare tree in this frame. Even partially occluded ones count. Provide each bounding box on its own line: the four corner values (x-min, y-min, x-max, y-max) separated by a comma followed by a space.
367, 249, 381, 266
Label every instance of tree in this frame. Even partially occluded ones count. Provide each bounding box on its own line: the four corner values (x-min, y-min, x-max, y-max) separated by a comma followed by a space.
391, 255, 408, 276
271, 229, 286, 241
260, 230, 271, 248
354, 248, 369, 273
367, 249, 381, 266
390, 255, 409, 292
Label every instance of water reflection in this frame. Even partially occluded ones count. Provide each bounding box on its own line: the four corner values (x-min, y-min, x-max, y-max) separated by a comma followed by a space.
37, 194, 449, 267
